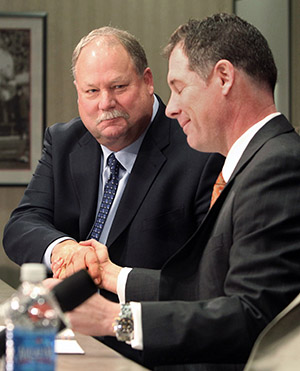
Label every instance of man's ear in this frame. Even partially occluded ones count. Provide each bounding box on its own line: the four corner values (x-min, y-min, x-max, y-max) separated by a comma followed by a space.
73, 80, 79, 103
143, 67, 154, 95
214, 59, 234, 95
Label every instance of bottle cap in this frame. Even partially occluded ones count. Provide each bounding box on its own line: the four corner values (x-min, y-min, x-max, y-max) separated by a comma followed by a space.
20, 263, 47, 282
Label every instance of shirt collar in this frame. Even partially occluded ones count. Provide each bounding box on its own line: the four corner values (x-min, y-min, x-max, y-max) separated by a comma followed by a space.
222, 112, 281, 182
101, 95, 159, 174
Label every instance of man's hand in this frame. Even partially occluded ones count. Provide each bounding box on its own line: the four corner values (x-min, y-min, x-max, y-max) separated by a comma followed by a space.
66, 293, 119, 337
80, 239, 122, 294
43, 276, 119, 337
43, 277, 62, 291
51, 240, 101, 285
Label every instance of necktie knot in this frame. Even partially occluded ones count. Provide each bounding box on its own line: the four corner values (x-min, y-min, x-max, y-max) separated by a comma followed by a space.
107, 153, 120, 182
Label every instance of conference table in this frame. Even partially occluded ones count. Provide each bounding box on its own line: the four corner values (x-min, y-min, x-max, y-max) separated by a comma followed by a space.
0, 278, 148, 370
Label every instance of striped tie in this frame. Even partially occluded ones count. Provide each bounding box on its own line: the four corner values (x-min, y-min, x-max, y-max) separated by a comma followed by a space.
90, 153, 120, 240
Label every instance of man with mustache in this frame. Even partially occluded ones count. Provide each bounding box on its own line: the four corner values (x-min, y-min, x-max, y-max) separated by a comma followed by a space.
3, 27, 223, 291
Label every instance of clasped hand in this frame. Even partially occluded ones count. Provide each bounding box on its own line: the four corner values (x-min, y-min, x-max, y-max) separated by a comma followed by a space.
51, 239, 120, 293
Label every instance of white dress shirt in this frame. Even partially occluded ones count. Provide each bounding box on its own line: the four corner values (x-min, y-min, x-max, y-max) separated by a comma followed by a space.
119, 112, 281, 350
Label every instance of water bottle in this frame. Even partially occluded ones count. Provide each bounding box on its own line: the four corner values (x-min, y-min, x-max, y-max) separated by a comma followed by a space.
4, 263, 60, 371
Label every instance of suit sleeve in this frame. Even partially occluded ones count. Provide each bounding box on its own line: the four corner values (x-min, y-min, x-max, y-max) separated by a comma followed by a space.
126, 268, 161, 302
3, 126, 70, 265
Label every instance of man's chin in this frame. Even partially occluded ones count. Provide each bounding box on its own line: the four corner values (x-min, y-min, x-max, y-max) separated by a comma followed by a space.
186, 136, 201, 152
96, 131, 128, 150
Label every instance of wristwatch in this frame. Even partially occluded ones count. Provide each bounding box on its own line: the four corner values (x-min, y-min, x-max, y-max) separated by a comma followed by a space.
113, 303, 134, 342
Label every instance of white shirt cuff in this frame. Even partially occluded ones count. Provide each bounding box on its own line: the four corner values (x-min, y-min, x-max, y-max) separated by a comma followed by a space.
130, 301, 143, 350
117, 268, 143, 350
117, 267, 132, 303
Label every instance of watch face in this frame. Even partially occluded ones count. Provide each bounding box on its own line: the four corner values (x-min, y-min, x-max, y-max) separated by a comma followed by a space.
113, 304, 134, 342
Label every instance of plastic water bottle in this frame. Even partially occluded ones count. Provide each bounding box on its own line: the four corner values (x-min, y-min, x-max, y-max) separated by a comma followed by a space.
4, 263, 60, 371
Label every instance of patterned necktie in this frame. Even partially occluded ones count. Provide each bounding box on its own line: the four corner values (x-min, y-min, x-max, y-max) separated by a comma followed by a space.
90, 153, 120, 240
210, 171, 226, 208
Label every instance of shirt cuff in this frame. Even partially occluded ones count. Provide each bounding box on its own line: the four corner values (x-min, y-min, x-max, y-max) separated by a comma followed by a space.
116, 268, 143, 350
117, 267, 132, 304
130, 302, 143, 350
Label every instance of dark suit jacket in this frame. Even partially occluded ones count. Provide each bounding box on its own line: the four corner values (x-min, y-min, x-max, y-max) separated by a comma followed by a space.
124, 115, 300, 370
3, 97, 223, 271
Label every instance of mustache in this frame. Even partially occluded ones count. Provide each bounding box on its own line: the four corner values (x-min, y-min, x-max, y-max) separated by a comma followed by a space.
96, 110, 129, 124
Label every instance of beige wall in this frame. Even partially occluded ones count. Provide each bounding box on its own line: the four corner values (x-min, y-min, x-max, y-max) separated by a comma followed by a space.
0, 0, 233, 286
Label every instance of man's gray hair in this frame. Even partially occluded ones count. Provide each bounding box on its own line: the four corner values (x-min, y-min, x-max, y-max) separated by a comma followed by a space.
72, 26, 148, 79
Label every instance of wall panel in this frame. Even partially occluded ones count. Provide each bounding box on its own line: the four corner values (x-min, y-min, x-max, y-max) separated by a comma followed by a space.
291, 0, 300, 132
235, 0, 290, 119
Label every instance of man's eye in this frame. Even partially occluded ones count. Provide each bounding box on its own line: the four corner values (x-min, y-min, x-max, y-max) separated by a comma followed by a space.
87, 89, 97, 93
113, 85, 126, 90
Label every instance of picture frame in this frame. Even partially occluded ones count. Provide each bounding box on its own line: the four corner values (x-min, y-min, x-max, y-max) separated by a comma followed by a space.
0, 12, 47, 185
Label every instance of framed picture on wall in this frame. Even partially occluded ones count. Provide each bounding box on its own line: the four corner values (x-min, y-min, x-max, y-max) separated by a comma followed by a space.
0, 12, 47, 185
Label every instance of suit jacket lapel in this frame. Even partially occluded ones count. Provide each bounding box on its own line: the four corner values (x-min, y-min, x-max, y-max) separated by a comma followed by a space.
107, 99, 170, 246
69, 130, 101, 240
212, 115, 293, 210
230, 115, 293, 181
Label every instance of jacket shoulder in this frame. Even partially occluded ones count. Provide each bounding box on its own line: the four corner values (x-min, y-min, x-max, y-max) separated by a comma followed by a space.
44, 117, 95, 151
47, 117, 86, 135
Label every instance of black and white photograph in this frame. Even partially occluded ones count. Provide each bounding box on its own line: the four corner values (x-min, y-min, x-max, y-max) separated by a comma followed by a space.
0, 12, 46, 185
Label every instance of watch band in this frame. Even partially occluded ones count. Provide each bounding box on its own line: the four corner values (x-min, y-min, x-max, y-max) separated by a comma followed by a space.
113, 303, 134, 342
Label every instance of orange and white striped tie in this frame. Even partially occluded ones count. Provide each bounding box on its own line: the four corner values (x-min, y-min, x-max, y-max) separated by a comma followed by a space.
210, 172, 226, 208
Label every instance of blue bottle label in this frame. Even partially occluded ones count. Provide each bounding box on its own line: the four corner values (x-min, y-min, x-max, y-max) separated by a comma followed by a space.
12, 327, 56, 371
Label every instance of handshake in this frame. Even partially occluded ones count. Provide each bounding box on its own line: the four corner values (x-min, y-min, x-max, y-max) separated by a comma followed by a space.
51, 239, 121, 294
46, 239, 124, 338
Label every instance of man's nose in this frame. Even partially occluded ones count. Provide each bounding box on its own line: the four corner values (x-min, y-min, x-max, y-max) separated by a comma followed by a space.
165, 94, 180, 119
98, 90, 116, 110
